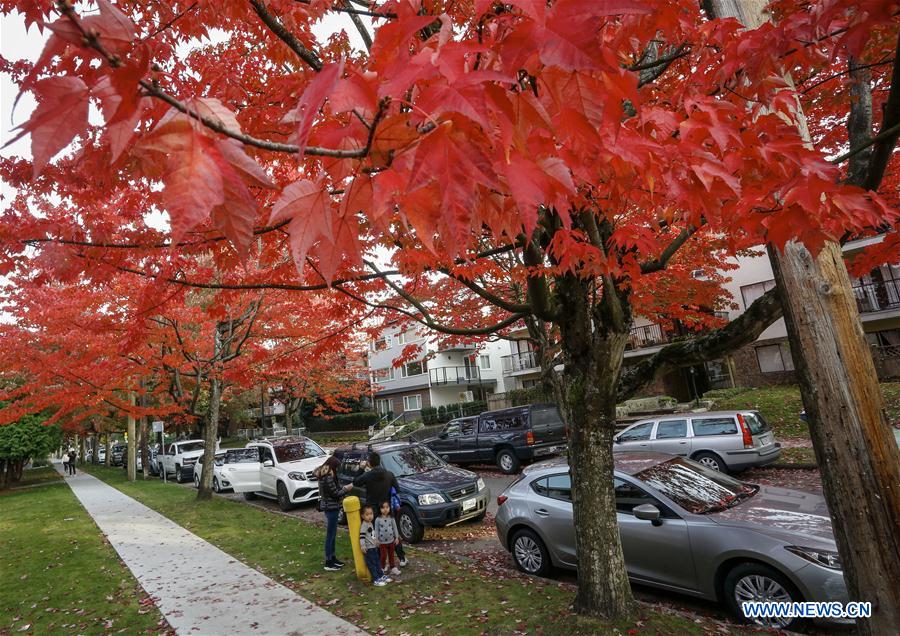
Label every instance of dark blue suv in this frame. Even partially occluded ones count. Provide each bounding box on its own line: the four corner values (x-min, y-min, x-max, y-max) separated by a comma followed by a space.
332, 441, 490, 543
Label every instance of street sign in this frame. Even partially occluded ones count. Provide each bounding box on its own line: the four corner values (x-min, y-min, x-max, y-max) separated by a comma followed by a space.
152, 421, 164, 433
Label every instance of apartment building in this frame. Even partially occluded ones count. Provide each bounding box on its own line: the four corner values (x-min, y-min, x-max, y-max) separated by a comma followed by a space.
625, 237, 900, 399
367, 324, 515, 416
496, 237, 899, 401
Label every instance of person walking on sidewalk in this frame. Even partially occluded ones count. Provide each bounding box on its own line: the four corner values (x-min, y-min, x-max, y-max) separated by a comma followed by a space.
360, 505, 389, 586
315, 456, 346, 572
67, 449, 77, 475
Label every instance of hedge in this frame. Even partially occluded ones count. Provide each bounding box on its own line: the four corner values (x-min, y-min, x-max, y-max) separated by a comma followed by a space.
304, 412, 379, 432
421, 400, 487, 425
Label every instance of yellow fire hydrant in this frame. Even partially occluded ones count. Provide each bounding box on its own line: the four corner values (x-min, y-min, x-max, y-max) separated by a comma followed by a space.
342, 495, 371, 583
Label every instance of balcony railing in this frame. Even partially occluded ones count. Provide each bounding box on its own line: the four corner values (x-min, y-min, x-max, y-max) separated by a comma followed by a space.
501, 351, 539, 376
429, 366, 482, 385
852, 279, 900, 314
626, 312, 730, 352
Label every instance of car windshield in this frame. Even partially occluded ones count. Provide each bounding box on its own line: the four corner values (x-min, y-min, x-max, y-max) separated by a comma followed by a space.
635, 457, 758, 514
382, 446, 445, 477
226, 449, 260, 464
178, 442, 204, 453
274, 441, 326, 463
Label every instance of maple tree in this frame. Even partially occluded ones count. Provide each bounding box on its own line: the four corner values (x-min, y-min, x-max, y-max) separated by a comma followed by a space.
1, 0, 899, 625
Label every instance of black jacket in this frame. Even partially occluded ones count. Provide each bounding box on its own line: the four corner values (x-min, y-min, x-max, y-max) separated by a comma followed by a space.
316, 471, 344, 512
352, 466, 399, 508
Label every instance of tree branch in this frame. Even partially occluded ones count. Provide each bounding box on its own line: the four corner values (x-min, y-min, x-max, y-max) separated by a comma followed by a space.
862, 33, 900, 192
617, 288, 782, 400
639, 226, 697, 274
249, 0, 323, 71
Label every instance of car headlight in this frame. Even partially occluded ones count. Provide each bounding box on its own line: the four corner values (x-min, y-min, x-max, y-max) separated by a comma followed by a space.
418, 493, 445, 505
287, 472, 306, 481
785, 546, 842, 570
477, 478, 486, 491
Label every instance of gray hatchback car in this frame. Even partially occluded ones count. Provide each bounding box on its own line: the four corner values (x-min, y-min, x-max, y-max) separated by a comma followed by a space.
495, 454, 847, 630
614, 410, 780, 472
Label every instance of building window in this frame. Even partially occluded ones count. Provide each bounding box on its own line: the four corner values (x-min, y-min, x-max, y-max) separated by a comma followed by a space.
755, 343, 795, 373
372, 367, 394, 382
396, 328, 420, 345
375, 398, 392, 415
403, 394, 422, 411
400, 360, 427, 377
370, 337, 389, 352
478, 355, 491, 369
740, 279, 776, 310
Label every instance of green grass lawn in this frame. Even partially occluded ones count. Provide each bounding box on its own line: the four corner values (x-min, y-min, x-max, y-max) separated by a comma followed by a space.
1, 465, 63, 490
81, 464, 759, 635
0, 479, 167, 635
705, 381, 900, 440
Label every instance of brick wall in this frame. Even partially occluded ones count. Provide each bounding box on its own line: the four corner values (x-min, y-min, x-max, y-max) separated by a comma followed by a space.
730, 337, 797, 387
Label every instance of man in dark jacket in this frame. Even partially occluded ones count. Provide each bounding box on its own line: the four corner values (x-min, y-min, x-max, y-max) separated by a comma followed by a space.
346, 451, 407, 565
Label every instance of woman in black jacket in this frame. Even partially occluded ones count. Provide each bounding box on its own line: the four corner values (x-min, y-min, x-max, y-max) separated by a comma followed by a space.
315, 456, 346, 571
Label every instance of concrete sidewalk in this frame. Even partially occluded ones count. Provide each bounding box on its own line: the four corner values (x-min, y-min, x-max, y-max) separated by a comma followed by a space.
55, 462, 364, 636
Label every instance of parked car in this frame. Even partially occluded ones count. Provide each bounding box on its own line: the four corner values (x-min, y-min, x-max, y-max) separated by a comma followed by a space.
97, 446, 106, 463
423, 403, 567, 474
110, 443, 127, 466
229, 437, 328, 511
123, 445, 159, 472
496, 453, 847, 631
333, 441, 490, 543
158, 439, 207, 483
193, 451, 228, 491
613, 410, 780, 472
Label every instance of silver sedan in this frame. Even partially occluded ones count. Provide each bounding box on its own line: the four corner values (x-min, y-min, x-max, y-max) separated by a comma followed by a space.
495, 453, 848, 631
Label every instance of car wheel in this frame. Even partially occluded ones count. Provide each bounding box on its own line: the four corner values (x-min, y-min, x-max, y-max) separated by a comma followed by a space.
337, 509, 347, 526
496, 449, 520, 474
467, 511, 487, 523
724, 562, 807, 631
277, 482, 295, 511
693, 451, 726, 472
397, 505, 425, 544
175, 465, 183, 483
243, 492, 258, 500
194, 473, 200, 489
213, 477, 220, 493
511, 528, 551, 577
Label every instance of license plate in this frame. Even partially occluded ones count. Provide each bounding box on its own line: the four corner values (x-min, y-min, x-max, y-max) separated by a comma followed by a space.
462, 498, 476, 512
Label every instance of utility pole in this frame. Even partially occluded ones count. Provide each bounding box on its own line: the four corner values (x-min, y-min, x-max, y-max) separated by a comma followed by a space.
127, 391, 137, 482
706, 2, 900, 634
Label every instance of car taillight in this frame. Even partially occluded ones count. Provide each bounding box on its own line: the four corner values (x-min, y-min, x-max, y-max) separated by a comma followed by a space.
737, 414, 753, 448
525, 430, 535, 445
497, 494, 508, 506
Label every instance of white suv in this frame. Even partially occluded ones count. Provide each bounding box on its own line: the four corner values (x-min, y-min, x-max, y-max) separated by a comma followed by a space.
159, 439, 208, 483
231, 437, 328, 510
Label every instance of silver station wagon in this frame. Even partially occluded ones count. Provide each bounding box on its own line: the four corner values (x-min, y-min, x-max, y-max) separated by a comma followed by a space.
495, 454, 848, 631
614, 410, 780, 472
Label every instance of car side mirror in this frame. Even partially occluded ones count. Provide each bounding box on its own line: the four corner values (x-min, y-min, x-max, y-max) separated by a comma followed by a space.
262, 460, 274, 467
613, 436, 621, 444
633, 503, 662, 526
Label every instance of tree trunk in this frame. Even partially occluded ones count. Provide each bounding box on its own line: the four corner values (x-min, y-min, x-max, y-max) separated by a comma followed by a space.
770, 243, 900, 634
127, 393, 137, 482
105, 432, 112, 467
78, 435, 86, 467
197, 375, 222, 501
139, 416, 149, 480
555, 274, 634, 619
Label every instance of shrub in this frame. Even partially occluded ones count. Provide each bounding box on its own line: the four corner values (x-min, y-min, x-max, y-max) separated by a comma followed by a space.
421, 406, 438, 425
507, 386, 553, 406
304, 412, 379, 432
